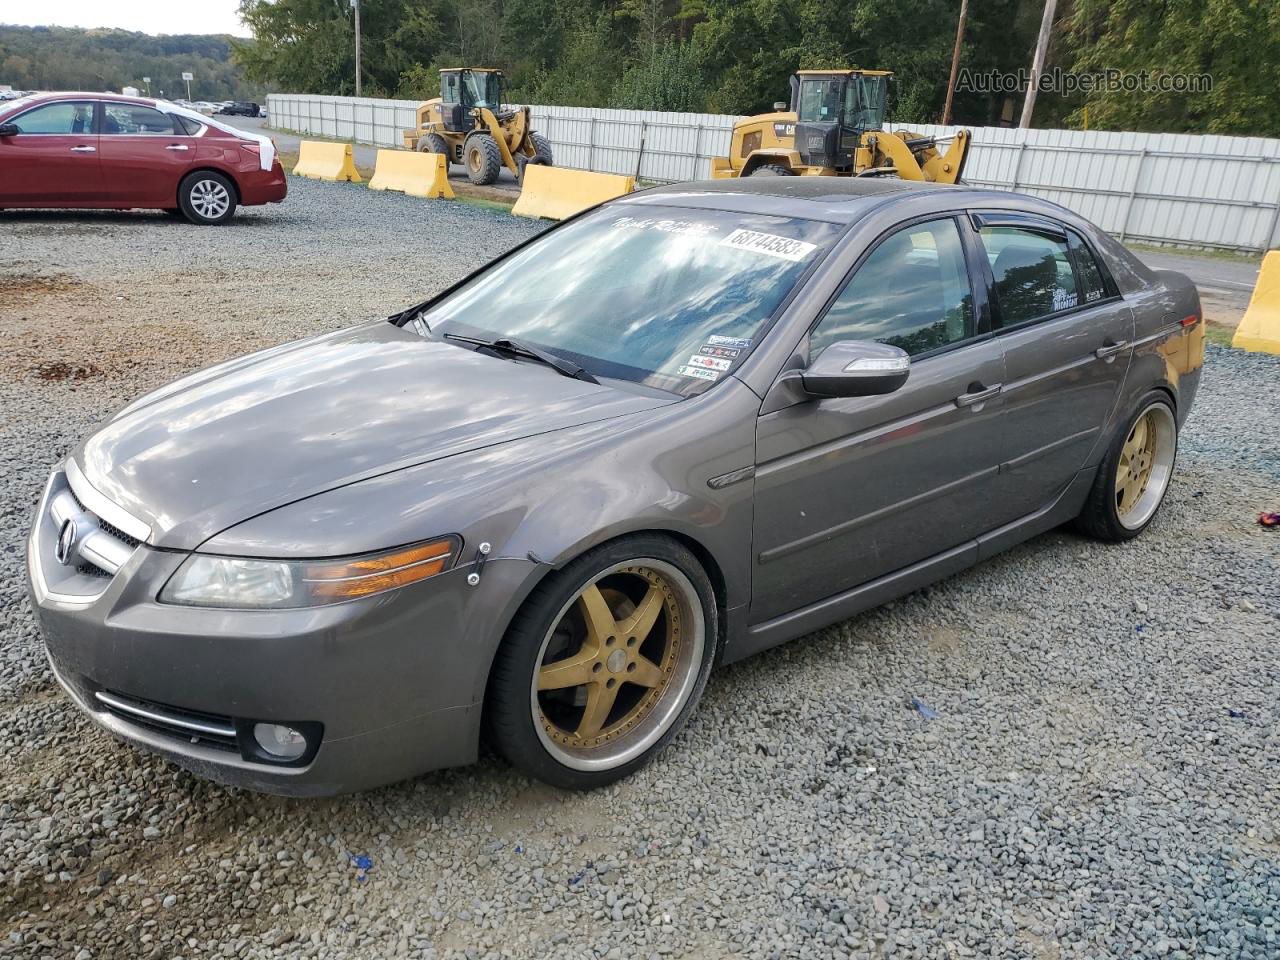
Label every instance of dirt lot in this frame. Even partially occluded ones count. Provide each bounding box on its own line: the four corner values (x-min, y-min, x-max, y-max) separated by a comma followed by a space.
1, 179, 1277, 960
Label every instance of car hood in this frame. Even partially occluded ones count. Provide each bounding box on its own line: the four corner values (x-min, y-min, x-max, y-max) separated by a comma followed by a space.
75, 321, 676, 550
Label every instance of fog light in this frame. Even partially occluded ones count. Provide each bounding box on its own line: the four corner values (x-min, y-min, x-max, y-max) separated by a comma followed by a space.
253, 723, 308, 760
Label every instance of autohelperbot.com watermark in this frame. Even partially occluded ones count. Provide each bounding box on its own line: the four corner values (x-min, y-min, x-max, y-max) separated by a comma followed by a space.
957, 67, 1213, 96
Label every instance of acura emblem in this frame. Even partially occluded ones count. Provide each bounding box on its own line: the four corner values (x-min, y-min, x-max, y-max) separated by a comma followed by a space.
55, 518, 79, 566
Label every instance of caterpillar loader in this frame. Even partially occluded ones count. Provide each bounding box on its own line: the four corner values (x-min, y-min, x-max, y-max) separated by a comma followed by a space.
402, 67, 553, 185
711, 70, 970, 183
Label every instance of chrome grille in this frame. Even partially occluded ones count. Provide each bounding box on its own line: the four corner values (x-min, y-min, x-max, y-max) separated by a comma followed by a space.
29, 463, 150, 604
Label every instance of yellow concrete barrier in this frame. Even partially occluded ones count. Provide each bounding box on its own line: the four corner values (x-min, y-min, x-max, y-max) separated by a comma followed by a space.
512, 165, 635, 220
292, 141, 362, 182
1233, 250, 1280, 354
367, 150, 454, 200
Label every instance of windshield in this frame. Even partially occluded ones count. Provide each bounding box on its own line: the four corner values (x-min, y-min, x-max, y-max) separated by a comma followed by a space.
463, 72, 502, 109
846, 76, 889, 130
422, 205, 840, 396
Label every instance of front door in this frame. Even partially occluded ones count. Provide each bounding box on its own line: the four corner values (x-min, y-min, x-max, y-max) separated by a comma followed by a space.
970, 216, 1134, 523
0, 99, 102, 204
97, 102, 199, 207
751, 216, 1006, 622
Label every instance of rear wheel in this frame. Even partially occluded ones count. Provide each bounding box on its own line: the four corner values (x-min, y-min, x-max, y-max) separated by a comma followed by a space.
418, 133, 451, 166
486, 535, 717, 790
1075, 394, 1178, 541
748, 163, 795, 177
531, 133, 554, 166
465, 133, 502, 185
177, 171, 236, 225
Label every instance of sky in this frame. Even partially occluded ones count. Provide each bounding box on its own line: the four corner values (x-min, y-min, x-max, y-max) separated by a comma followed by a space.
1, 0, 249, 36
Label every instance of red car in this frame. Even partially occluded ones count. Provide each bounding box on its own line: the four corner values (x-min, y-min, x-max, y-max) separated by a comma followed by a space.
0, 92, 287, 225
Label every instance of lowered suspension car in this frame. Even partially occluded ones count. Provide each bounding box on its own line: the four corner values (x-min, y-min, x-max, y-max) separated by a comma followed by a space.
28, 178, 1204, 795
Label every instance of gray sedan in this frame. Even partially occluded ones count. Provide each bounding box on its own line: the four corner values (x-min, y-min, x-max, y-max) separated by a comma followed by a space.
28, 178, 1204, 795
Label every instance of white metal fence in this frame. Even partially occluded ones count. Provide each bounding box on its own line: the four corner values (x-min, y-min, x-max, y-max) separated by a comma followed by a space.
268, 93, 1280, 253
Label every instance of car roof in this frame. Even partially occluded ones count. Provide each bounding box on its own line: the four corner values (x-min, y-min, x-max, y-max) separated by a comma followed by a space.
4, 91, 160, 109
622, 176, 987, 224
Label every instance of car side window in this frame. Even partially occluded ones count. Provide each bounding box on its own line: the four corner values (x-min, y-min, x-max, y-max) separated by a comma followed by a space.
174, 115, 204, 136
1067, 230, 1109, 304
9, 101, 95, 134
978, 226, 1080, 326
810, 218, 976, 358
441, 74, 459, 104
102, 104, 178, 136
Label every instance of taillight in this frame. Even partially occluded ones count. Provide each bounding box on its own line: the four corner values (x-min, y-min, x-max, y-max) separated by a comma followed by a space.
1181, 314, 1199, 327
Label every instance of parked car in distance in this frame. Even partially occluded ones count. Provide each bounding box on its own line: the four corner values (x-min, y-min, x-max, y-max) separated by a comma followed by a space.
217, 101, 262, 117
29, 178, 1204, 796
0, 92, 286, 224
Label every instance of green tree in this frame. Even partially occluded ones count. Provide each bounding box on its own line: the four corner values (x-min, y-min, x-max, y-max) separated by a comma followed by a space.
611, 41, 707, 111
1066, 0, 1280, 135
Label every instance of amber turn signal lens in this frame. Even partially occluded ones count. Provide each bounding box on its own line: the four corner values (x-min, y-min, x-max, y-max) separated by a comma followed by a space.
302, 538, 458, 599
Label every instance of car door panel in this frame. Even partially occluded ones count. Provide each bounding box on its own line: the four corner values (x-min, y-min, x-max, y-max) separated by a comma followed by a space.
752, 341, 1005, 622
97, 102, 197, 206
969, 215, 1134, 525
0, 100, 102, 204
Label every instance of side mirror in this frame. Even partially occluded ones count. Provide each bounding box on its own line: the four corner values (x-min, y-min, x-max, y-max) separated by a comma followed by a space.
772, 101, 788, 112
0, 123, 18, 137
800, 341, 910, 398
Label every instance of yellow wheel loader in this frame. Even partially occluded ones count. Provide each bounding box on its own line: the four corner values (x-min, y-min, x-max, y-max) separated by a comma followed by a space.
402, 68, 553, 186
711, 70, 970, 183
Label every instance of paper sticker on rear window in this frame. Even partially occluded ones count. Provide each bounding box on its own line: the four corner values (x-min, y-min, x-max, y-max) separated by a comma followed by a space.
720, 228, 817, 262
699, 344, 741, 360
707, 335, 752, 349
677, 364, 720, 381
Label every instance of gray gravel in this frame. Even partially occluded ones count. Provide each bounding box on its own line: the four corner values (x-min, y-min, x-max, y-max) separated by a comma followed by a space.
1, 179, 1278, 960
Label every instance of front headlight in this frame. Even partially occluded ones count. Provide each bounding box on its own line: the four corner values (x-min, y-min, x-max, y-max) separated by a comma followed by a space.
159, 536, 461, 608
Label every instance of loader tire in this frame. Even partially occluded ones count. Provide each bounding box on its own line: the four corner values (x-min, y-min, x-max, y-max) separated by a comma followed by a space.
748, 163, 795, 177
465, 134, 502, 185
419, 133, 452, 166
531, 133, 554, 166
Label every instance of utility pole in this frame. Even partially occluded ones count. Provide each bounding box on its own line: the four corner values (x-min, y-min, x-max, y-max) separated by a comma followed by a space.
1020, 0, 1058, 129
352, 0, 362, 97
942, 0, 968, 126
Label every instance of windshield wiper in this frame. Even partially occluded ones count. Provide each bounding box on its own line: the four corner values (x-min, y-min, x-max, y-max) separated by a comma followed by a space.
444, 333, 600, 384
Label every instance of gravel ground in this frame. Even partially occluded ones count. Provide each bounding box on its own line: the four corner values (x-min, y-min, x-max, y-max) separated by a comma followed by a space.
1, 179, 1277, 960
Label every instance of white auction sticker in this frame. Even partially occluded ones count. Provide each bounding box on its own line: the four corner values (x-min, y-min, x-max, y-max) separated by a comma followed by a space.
677, 364, 720, 381
707, 334, 752, 349
719, 228, 817, 262
687, 354, 732, 372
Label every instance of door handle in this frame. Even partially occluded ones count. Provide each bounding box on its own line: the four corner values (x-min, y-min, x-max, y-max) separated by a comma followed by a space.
1094, 340, 1129, 361
69, 145, 96, 153
955, 383, 1002, 409
165, 144, 189, 151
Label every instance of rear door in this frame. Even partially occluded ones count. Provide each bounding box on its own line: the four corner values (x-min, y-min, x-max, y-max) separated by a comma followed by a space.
0, 99, 102, 204
97, 102, 198, 207
971, 214, 1134, 524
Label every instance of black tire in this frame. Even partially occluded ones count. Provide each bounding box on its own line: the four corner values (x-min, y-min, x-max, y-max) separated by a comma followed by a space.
747, 163, 795, 177
464, 133, 502, 185
177, 171, 237, 225
486, 534, 718, 790
1074, 392, 1179, 542
530, 132, 554, 166
418, 133, 451, 165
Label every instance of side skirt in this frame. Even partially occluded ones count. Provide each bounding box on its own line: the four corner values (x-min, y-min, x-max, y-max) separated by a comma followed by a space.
722, 466, 1097, 665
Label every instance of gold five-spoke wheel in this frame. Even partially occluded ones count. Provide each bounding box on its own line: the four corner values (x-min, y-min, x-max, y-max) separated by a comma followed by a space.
1113, 402, 1176, 530
531, 559, 704, 772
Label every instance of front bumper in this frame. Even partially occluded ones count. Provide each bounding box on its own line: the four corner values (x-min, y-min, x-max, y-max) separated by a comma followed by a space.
28, 465, 538, 796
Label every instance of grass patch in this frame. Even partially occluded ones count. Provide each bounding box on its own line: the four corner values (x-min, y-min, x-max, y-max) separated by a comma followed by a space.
1125, 241, 1265, 265
1204, 323, 1237, 348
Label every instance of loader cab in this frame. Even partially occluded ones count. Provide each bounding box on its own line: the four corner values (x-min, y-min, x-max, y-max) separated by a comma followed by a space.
439, 68, 504, 132
792, 70, 892, 171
